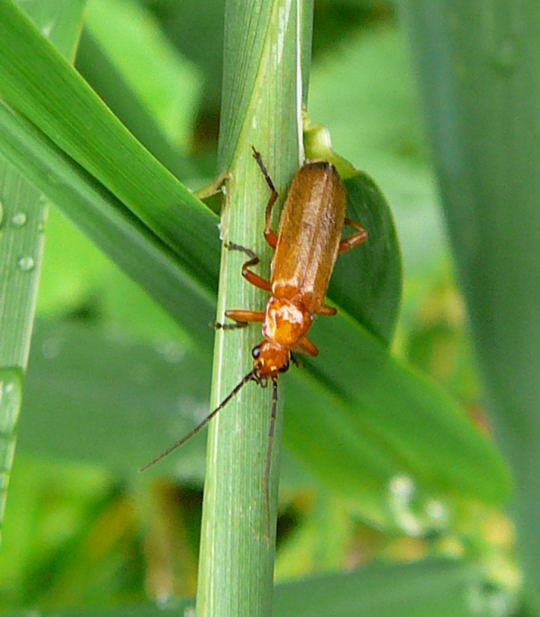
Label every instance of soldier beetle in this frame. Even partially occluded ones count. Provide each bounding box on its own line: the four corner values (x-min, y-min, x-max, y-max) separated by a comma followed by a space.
141, 148, 367, 516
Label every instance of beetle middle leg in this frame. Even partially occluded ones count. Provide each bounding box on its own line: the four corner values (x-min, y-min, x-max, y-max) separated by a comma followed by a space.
213, 309, 265, 330
317, 304, 337, 316
251, 147, 279, 249
225, 241, 272, 291
294, 336, 319, 356
338, 218, 368, 254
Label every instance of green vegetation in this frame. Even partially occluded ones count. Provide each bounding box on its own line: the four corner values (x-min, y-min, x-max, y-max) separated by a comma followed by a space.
0, 0, 534, 616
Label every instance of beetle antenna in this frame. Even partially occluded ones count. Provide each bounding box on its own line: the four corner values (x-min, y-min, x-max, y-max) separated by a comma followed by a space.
140, 369, 256, 472
264, 377, 279, 536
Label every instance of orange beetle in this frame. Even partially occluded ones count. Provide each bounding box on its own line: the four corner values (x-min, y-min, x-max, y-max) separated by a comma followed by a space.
141, 148, 367, 489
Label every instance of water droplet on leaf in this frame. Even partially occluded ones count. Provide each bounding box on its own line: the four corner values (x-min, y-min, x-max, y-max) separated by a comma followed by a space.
11, 212, 27, 228
17, 256, 35, 272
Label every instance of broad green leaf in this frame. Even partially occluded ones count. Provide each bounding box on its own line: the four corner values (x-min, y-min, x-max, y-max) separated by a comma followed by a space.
292, 311, 509, 504
20, 321, 313, 490
20, 317, 502, 530
21, 322, 209, 482
400, 1, 538, 606
330, 172, 402, 343
0, 0, 87, 541
1, 559, 485, 617
0, 0, 219, 294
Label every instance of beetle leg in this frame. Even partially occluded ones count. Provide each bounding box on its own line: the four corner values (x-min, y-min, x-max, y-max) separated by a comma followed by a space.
295, 337, 319, 356
225, 242, 272, 291
212, 309, 265, 330
225, 309, 265, 323
317, 305, 337, 316
212, 321, 247, 330
252, 147, 279, 249
338, 218, 368, 254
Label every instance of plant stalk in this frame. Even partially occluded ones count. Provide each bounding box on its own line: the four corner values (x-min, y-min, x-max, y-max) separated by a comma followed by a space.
196, 1, 313, 616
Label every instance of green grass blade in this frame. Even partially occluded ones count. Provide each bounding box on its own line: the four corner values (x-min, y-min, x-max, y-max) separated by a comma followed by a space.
0, 559, 482, 617
84, 0, 201, 152
76, 29, 199, 181
197, 2, 311, 616
0, 168, 45, 368
0, 101, 215, 346
0, 0, 87, 542
0, 0, 218, 293
400, 1, 539, 606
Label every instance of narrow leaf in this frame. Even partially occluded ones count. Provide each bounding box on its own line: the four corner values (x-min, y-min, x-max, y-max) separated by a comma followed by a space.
0, 0, 219, 293
0, 101, 215, 347
0, 0, 87, 541
401, 0, 537, 603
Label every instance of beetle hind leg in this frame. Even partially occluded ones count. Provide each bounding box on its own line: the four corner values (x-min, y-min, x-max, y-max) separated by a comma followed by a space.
339, 218, 368, 254
251, 147, 279, 249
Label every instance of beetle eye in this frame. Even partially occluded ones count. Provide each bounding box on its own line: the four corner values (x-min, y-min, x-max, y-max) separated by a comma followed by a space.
279, 361, 289, 373
252, 345, 261, 359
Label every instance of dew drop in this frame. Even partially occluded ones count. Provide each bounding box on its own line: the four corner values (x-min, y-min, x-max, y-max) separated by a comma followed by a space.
17, 256, 35, 272
0, 369, 22, 435
388, 475, 424, 536
389, 474, 414, 498
424, 499, 448, 523
10, 212, 27, 228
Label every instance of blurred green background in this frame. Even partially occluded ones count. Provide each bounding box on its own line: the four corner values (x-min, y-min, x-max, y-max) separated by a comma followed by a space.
0, 0, 520, 614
